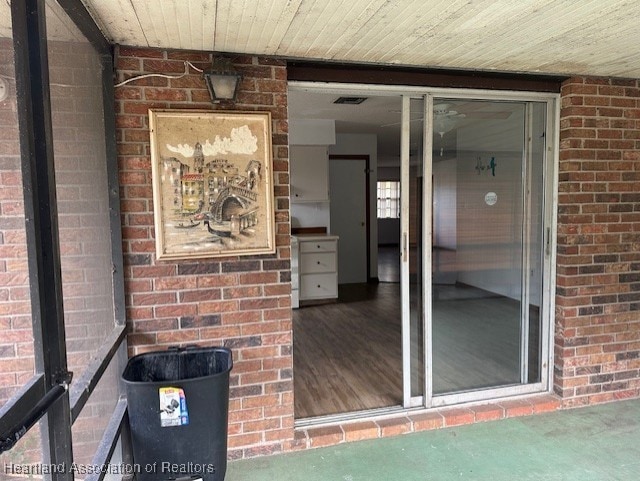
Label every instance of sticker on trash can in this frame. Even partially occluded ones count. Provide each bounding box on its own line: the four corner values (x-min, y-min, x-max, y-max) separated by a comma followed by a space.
159, 387, 189, 427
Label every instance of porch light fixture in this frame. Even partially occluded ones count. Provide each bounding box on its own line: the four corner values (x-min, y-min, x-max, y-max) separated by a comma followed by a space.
203, 58, 242, 102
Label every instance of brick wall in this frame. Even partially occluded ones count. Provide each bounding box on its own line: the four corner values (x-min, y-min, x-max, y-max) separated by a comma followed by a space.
555, 76, 640, 406
115, 47, 293, 458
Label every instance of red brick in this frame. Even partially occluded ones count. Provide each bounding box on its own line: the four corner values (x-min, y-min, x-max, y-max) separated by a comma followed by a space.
154, 304, 197, 318
342, 421, 379, 441
228, 433, 262, 448
287, 430, 308, 451
307, 425, 343, 448
156, 329, 199, 344
410, 412, 444, 431
471, 404, 505, 422
376, 416, 411, 436
223, 286, 263, 299
500, 399, 534, 418
441, 408, 475, 427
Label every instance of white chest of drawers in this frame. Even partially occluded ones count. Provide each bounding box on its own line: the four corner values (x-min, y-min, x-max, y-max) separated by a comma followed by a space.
294, 235, 339, 302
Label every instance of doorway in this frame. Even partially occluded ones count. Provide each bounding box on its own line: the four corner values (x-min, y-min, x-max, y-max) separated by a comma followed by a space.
290, 85, 557, 421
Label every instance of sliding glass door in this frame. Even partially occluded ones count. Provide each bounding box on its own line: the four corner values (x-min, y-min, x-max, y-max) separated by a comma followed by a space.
288, 82, 556, 419
401, 94, 554, 407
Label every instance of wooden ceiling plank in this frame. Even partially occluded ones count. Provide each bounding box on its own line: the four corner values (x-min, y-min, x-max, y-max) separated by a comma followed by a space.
321, 0, 389, 59
193, 0, 216, 51
213, 0, 242, 53
82, 0, 144, 46
303, 0, 383, 58
465, 0, 605, 68
413, 0, 605, 72
330, 0, 418, 61
239, 0, 266, 53
129, 0, 170, 48
417, 0, 551, 66
277, 0, 337, 57
164, 0, 215, 51
454, 0, 614, 68
178, 0, 216, 50
79, 0, 640, 77
370, 0, 471, 64
263, 0, 304, 53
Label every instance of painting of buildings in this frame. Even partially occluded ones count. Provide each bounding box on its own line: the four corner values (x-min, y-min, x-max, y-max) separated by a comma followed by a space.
149, 110, 274, 260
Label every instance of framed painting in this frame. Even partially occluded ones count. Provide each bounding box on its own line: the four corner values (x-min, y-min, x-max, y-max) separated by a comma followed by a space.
149, 110, 275, 260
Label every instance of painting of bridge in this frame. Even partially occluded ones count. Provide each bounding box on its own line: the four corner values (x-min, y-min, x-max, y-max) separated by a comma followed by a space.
149, 110, 275, 260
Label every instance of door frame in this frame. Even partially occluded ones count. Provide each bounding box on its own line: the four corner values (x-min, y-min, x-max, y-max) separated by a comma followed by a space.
289, 81, 559, 420
328, 154, 372, 281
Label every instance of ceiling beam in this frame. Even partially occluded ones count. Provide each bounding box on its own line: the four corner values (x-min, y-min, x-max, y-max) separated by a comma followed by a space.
288, 60, 567, 93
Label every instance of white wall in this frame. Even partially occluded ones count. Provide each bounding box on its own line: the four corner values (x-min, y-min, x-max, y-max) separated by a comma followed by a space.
291, 203, 330, 229
289, 119, 336, 145
433, 158, 457, 250
289, 122, 334, 231
329, 134, 378, 279
432, 158, 457, 285
455, 113, 525, 300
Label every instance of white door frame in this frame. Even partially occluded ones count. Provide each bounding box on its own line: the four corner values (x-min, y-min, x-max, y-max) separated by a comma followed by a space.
400, 95, 412, 408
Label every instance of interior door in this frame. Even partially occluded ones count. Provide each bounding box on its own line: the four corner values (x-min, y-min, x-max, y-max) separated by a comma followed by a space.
329, 157, 367, 284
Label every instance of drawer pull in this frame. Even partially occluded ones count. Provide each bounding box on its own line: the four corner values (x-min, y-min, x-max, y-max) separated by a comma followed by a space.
317, 284, 321, 288
317, 261, 321, 265
317, 245, 321, 249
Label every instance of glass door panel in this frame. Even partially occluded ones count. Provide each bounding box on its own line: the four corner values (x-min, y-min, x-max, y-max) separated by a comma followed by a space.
401, 95, 427, 405
431, 99, 537, 395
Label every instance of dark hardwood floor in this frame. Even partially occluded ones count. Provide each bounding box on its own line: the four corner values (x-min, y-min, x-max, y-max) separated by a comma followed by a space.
377, 245, 400, 283
294, 283, 528, 419
293, 283, 402, 418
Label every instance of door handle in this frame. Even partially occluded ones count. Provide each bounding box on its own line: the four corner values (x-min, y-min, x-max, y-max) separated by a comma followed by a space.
402, 232, 408, 263
545, 227, 551, 256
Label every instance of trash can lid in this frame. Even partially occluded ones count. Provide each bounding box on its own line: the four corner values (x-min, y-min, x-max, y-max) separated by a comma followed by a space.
122, 346, 232, 383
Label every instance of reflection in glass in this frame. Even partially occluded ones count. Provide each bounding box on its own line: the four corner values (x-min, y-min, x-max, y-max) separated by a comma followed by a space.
431, 99, 545, 395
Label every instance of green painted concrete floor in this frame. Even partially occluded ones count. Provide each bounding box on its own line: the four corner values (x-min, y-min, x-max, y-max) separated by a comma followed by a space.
226, 399, 640, 481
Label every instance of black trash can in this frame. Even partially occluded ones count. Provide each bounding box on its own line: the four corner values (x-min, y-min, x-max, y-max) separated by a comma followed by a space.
122, 346, 233, 481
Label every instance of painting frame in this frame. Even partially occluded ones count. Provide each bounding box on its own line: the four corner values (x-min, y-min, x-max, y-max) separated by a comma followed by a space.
149, 109, 275, 261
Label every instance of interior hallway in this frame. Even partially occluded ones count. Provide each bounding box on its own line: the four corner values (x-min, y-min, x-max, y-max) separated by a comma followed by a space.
227, 399, 640, 481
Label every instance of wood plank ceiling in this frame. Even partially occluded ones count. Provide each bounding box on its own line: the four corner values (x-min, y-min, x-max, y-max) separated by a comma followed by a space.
72, 0, 640, 77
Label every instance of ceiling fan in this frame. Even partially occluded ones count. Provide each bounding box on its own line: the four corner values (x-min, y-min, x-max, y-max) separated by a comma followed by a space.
380, 102, 514, 155
381, 102, 514, 127
380, 103, 466, 156
380, 103, 465, 128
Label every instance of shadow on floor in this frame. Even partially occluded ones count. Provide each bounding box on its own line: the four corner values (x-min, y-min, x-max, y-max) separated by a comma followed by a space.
227, 399, 640, 481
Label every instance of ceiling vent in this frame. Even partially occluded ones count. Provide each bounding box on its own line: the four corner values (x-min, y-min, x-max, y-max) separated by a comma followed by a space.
333, 96, 367, 105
